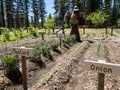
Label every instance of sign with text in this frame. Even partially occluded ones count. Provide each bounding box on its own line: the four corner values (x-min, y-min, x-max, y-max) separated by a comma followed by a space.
12, 47, 34, 57
84, 60, 120, 75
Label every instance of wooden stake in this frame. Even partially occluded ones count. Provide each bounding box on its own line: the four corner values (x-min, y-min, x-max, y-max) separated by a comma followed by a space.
60, 37, 62, 48
105, 27, 107, 35
98, 73, 104, 90
22, 56, 27, 90
83, 26, 85, 34
111, 27, 113, 36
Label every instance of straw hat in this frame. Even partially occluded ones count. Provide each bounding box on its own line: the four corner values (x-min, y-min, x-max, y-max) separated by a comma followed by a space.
73, 6, 79, 11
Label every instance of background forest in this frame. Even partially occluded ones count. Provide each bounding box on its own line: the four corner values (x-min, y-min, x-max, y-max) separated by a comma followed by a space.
0, 0, 120, 29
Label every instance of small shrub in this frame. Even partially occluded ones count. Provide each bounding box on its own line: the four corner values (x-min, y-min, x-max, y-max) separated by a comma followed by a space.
62, 37, 70, 45
62, 35, 76, 45
3, 28, 10, 41
29, 26, 38, 37
69, 35, 76, 42
14, 30, 20, 39
42, 43, 51, 56
31, 44, 42, 62
3, 55, 18, 69
50, 40, 59, 51
3, 54, 22, 84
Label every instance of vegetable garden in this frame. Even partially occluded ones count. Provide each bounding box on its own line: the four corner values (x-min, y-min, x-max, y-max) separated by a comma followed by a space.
0, 27, 120, 90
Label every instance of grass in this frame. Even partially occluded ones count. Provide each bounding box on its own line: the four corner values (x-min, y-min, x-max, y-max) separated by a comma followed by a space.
79, 28, 105, 35
113, 29, 120, 36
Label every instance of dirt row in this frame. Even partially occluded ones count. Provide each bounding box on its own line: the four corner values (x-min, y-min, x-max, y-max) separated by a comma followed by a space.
30, 36, 120, 90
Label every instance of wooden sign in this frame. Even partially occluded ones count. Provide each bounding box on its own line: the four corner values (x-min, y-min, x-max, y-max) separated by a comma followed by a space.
39, 32, 46, 35
56, 34, 64, 38
12, 47, 33, 57
39, 32, 46, 40
84, 60, 120, 75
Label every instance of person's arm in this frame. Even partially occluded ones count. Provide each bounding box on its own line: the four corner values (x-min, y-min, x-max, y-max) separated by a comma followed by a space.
63, 12, 68, 23
63, 12, 72, 23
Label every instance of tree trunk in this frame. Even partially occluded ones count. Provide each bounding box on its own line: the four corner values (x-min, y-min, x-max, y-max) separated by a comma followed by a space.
25, 0, 29, 28
1, 0, 5, 27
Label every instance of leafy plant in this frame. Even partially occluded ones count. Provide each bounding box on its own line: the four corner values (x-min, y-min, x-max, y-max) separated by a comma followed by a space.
2, 54, 22, 84
62, 35, 76, 45
95, 38, 101, 60
3, 28, 10, 42
3, 54, 19, 69
43, 17, 55, 29
43, 17, 55, 35
69, 35, 76, 42
42, 43, 51, 56
31, 44, 42, 62
50, 40, 59, 51
117, 19, 120, 26
29, 26, 38, 37
87, 10, 108, 26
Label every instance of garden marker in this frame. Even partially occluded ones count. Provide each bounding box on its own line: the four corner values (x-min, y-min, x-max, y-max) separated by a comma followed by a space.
12, 47, 34, 90
39, 32, 46, 40
56, 34, 64, 48
84, 60, 120, 90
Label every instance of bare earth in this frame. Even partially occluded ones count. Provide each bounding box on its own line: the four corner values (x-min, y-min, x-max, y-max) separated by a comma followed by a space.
0, 34, 120, 90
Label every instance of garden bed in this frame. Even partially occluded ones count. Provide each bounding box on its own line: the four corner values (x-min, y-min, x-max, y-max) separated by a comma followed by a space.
0, 33, 120, 90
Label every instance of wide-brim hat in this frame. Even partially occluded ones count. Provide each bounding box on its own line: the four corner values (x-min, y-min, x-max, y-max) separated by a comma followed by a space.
73, 6, 79, 11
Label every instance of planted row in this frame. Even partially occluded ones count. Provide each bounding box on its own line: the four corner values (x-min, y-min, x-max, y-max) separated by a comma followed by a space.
0, 26, 39, 42
2, 35, 76, 84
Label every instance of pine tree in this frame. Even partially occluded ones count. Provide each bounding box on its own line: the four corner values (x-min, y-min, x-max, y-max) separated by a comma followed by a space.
0, 0, 5, 27
39, 0, 46, 28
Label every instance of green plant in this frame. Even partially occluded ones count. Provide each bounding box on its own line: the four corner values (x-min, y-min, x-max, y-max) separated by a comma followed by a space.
43, 17, 55, 29
2, 54, 22, 84
95, 38, 101, 60
87, 10, 107, 26
50, 40, 59, 51
14, 30, 19, 39
43, 17, 55, 35
42, 43, 51, 56
62, 37, 69, 45
69, 35, 76, 42
3, 28, 10, 41
29, 26, 38, 37
3, 54, 19, 69
62, 35, 76, 45
117, 19, 120, 26
31, 44, 42, 62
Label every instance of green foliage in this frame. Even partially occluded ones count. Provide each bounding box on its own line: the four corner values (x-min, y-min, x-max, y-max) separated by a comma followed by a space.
63, 23, 68, 28
87, 10, 107, 26
50, 40, 59, 51
69, 35, 76, 42
29, 26, 38, 37
16, 28, 27, 38
95, 38, 101, 60
44, 17, 55, 29
3, 55, 19, 69
62, 35, 76, 45
117, 19, 120, 26
42, 43, 51, 55
3, 28, 10, 42
31, 44, 42, 62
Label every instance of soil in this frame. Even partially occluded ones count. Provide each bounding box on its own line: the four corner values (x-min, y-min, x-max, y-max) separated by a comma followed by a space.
0, 33, 120, 90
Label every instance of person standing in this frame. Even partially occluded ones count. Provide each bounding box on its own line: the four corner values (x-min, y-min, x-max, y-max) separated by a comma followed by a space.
64, 6, 84, 42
